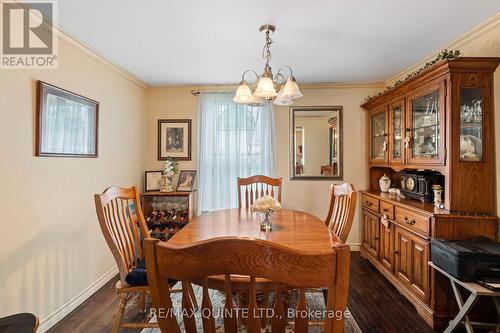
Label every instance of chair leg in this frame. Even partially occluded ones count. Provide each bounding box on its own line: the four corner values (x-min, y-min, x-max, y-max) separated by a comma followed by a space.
187, 283, 198, 310
113, 293, 128, 333
139, 291, 147, 314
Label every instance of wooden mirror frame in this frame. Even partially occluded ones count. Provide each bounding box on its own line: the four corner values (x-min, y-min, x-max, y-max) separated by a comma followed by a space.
289, 105, 343, 180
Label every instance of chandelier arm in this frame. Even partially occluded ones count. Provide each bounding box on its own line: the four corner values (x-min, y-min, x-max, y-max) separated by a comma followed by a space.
276, 66, 294, 79
241, 70, 260, 84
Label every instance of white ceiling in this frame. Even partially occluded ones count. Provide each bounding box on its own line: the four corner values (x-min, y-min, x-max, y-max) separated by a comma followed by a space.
58, 1, 500, 86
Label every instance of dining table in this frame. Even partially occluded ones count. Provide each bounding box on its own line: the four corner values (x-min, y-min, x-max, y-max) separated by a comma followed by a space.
168, 207, 348, 292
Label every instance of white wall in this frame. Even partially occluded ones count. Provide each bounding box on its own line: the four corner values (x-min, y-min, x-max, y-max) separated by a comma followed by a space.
0, 37, 146, 330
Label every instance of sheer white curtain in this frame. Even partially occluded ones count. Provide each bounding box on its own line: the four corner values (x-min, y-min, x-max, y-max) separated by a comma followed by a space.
197, 92, 276, 214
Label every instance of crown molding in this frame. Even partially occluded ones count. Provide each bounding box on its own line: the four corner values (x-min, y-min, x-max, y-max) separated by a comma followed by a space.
53, 28, 149, 90
147, 81, 384, 93
384, 12, 500, 86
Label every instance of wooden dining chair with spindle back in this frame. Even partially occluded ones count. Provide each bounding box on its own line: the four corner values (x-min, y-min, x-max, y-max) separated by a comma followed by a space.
237, 175, 282, 208
323, 183, 357, 243
94, 186, 196, 333
144, 237, 351, 333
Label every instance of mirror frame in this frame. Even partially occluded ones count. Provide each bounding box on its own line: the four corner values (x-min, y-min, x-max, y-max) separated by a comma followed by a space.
289, 105, 343, 180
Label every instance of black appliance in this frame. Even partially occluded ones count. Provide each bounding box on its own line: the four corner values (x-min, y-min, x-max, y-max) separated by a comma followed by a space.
431, 237, 500, 281
400, 170, 444, 203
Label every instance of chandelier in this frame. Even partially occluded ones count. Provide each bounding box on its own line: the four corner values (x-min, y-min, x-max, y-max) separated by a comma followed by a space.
233, 24, 303, 106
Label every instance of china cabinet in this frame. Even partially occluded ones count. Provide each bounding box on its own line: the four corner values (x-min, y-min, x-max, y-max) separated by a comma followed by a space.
360, 57, 499, 330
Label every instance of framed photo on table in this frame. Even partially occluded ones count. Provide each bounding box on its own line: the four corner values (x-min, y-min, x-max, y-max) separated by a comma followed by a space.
176, 170, 196, 192
144, 171, 163, 192
158, 119, 191, 161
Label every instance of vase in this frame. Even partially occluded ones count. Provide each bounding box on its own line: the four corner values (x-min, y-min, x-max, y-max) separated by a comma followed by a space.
260, 211, 273, 231
160, 174, 174, 192
379, 174, 391, 193
433, 189, 443, 206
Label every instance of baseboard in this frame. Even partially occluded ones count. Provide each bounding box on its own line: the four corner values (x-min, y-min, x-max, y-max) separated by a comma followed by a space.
347, 243, 361, 251
38, 265, 118, 332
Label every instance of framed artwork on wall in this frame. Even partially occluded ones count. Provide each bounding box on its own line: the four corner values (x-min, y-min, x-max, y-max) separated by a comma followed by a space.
176, 170, 196, 192
36, 81, 99, 157
158, 119, 192, 161
144, 171, 163, 192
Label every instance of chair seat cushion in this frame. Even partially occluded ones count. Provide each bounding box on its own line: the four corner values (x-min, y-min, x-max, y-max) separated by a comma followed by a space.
125, 260, 148, 286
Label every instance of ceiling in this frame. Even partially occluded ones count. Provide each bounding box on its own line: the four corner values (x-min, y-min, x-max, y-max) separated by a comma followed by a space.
58, 1, 500, 86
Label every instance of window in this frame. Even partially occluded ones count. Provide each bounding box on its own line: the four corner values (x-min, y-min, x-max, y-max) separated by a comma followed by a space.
197, 92, 276, 213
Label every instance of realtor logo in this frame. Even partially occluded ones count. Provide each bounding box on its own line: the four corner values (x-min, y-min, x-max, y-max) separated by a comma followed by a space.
1, 0, 58, 69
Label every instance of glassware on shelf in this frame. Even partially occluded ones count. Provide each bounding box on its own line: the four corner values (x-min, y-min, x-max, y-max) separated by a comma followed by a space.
460, 88, 483, 161
392, 106, 402, 159
412, 91, 440, 159
371, 112, 386, 160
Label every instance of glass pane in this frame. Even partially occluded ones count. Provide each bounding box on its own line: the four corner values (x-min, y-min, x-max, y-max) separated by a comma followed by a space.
371, 112, 386, 159
412, 91, 439, 158
392, 106, 402, 159
460, 88, 483, 161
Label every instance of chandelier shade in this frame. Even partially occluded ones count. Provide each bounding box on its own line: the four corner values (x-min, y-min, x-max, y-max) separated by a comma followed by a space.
254, 76, 278, 98
282, 76, 303, 100
234, 24, 302, 105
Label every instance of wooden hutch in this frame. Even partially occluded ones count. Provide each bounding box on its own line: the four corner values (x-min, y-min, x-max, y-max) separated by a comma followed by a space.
360, 57, 499, 329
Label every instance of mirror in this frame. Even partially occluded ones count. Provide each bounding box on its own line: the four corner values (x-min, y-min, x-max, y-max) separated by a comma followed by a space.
290, 106, 343, 180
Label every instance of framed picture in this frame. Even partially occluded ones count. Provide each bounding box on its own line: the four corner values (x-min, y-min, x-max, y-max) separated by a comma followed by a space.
176, 170, 196, 192
145, 171, 163, 192
36, 81, 99, 157
158, 119, 191, 161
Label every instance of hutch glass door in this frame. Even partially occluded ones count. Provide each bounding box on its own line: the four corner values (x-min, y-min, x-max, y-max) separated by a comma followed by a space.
460, 88, 483, 162
410, 90, 441, 161
390, 103, 404, 165
370, 111, 387, 163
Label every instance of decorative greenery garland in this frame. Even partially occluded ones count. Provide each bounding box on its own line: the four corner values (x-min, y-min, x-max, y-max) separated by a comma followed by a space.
363, 49, 461, 103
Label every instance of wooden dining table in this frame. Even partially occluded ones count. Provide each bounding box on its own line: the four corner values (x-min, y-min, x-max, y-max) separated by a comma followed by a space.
168, 208, 348, 292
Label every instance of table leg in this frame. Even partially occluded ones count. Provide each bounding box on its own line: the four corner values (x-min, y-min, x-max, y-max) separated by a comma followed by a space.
450, 280, 475, 333
444, 281, 478, 333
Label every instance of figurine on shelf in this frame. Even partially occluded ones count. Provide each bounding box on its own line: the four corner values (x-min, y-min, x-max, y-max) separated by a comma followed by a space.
432, 184, 443, 207
160, 157, 178, 192
379, 174, 391, 193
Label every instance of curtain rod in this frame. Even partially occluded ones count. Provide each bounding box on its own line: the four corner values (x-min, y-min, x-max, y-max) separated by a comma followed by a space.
190, 87, 237, 96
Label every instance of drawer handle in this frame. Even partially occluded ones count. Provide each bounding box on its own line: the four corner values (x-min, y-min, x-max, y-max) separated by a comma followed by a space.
365, 201, 372, 207
404, 216, 416, 225
375, 237, 379, 240
383, 208, 388, 213
394, 251, 399, 255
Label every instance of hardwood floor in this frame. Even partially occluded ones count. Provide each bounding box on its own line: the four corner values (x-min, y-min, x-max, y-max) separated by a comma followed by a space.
48, 252, 435, 333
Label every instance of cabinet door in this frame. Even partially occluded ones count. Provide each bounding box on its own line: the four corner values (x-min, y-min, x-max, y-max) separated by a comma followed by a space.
394, 227, 411, 285
362, 210, 379, 259
379, 221, 395, 273
369, 107, 388, 165
407, 80, 446, 165
394, 226, 430, 303
410, 235, 430, 303
389, 100, 405, 166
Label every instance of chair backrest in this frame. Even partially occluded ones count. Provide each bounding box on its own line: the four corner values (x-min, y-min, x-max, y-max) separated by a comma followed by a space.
237, 175, 282, 208
94, 186, 150, 285
0, 313, 39, 333
144, 237, 350, 333
323, 183, 357, 243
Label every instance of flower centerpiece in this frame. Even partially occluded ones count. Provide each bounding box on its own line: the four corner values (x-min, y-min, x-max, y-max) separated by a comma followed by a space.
160, 157, 178, 192
251, 195, 281, 231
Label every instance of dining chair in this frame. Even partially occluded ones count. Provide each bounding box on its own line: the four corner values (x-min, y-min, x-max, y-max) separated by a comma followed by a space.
144, 237, 351, 333
0, 313, 39, 333
94, 186, 196, 333
237, 175, 282, 208
323, 183, 357, 243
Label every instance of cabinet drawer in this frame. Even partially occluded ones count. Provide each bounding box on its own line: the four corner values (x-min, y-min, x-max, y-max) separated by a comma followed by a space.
380, 200, 394, 220
394, 207, 429, 236
362, 195, 379, 212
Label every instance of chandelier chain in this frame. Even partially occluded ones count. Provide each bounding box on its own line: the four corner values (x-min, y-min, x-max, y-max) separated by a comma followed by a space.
261, 29, 273, 66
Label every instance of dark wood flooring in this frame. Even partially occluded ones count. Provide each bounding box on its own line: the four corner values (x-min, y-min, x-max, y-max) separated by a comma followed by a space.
48, 252, 436, 333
